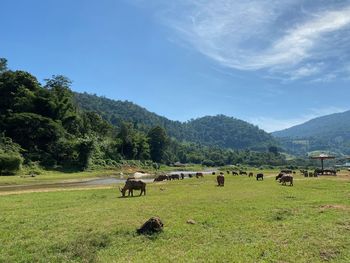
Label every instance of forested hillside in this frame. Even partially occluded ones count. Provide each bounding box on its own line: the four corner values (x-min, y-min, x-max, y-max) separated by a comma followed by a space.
75, 93, 276, 150
272, 110, 350, 155
0, 58, 287, 173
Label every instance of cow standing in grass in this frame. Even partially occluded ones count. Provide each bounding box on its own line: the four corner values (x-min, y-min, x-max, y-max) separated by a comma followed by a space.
279, 175, 293, 186
275, 173, 285, 181
256, 173, 264, 181
154, 175, 168, 182
217, 174, 225, 186
248, 172, 253, 178
120, 180, 146, 197
196, 172, 204, 178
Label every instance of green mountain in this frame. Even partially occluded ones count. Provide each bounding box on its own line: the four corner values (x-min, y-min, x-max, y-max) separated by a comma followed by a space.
74, 92, 276, 150
272, 110, 350, 155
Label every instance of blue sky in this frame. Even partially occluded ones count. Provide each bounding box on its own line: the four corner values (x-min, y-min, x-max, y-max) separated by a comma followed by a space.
1, 0, 350, 132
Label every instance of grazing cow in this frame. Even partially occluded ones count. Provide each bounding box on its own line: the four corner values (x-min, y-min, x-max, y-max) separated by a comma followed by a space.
171, 174, 180, 180
188, 173, 193, 178
196, 172, 204, 178
240, 171, 247, 175
279, 175, 293, 186
180, 173, 185, 180
303, 171, 308, 177
275, 172, 285, 180
217, 174, 225, 186
232, 171, 238, 176
212, 172, 216, 175
226, 170, 230, 174
154, 175, 168, 182
120, 180, 146, 197
256, 173, 264, 181
248, 172, 253, 177
308, 172, 313, 177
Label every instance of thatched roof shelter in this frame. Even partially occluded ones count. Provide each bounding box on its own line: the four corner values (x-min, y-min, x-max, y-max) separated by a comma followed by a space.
310, 154, 335, 173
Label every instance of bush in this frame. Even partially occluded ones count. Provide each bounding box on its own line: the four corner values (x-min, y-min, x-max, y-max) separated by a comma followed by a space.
0, 153, 23, 175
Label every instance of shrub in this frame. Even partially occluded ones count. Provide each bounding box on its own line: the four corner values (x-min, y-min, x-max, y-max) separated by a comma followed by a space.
0, 153, 23, 175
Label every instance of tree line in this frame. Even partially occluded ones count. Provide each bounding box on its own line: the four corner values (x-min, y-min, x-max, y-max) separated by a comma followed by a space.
0, 58, 292, 174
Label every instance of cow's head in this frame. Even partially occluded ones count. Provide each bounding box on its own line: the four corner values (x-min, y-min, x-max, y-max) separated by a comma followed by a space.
119, 186, 127, 197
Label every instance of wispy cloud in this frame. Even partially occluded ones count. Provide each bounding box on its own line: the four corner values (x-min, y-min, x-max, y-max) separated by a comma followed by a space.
250, 107, 348, 132
149, 0, 350, 81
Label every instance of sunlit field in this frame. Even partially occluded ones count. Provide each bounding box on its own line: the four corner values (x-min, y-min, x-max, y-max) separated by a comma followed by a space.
1, 171, 349, 262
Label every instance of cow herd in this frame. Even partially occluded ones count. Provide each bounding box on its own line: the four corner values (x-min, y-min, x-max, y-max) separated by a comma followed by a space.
119, 169, 301, 197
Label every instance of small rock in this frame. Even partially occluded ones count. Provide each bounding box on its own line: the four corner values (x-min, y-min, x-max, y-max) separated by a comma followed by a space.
187, 219, 196, 225
137, 217, 164, 235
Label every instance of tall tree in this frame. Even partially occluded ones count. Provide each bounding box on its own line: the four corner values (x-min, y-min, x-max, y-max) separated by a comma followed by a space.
148, 126, 168, 163
0, 58, 7, 73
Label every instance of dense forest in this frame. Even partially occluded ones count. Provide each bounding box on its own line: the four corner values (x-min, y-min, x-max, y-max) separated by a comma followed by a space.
273, 110, 350, 156
0, 58, 293, 174
75, 93, 276, 150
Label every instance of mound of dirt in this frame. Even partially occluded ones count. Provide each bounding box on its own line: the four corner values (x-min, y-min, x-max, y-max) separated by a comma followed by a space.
137, 217, 164, 235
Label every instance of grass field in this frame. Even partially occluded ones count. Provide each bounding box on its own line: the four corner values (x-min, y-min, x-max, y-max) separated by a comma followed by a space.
1, 172, 350, 262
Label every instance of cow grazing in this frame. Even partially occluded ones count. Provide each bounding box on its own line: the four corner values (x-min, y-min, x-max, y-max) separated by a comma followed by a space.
196, 172, 204, 178
232, 171, 238, 176
120, 180, 146, 197
217, 174, 225, 186
212, 172, 216, 175
180, 173, 185, 180
188, 173, 193, 178
154, 175, 168, 182
226, 170, 230, 174
275, 172, 285, 180
171, 174, 180, 180
240, 171, 247, 175
279, 175, 293, 186
256, 173, 264, 181
248, 172, 253, 177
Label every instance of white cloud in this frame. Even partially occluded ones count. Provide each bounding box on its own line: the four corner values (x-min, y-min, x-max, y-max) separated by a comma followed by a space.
154, 0, 350, 80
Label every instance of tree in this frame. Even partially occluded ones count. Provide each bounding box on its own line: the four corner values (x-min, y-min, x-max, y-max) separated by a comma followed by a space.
148, 126, 168, 163
268, 146, 279, 155
117, 122, 137, 159
0, 58, 7, 73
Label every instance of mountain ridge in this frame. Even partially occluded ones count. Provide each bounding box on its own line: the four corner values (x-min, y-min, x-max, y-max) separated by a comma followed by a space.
272, 109, 350, 155
74, 92, 276, 151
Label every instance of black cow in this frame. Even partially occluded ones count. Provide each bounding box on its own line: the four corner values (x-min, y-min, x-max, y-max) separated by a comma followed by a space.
279, 175, 293, 186
256, 173, 264, 181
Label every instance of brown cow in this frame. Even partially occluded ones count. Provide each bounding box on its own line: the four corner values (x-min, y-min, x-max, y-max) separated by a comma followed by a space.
248, 172, 253, 177
154, 175, 168, 182
196, 172, 204, 178
120, 180, 146, 197
279, 175, 293, 186
171, 174, 180, 180
217, 174, 225, 186
275, 172, 285, 180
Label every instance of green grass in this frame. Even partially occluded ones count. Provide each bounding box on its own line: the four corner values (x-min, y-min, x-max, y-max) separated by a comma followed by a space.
0, 168, 121, 186
1, 173, 350, 262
